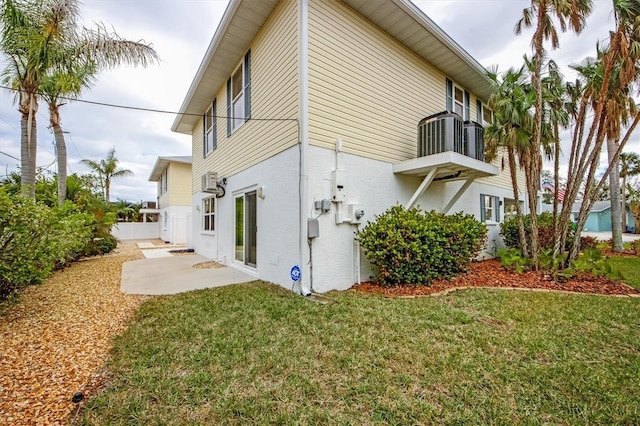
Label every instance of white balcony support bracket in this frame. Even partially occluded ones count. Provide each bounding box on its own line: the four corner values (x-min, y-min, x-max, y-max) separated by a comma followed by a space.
406, 167, 437, 209
441, 177, 474, 214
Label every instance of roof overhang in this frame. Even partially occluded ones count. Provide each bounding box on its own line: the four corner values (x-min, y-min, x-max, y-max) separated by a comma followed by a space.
393, 151, 498, 180
149, 156, 192, 181
172, 0, 280, 134
341, 0, 493, 102
172, 0, 493, 136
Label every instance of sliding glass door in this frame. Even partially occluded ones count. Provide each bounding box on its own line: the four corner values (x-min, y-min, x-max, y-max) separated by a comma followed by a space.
234, 191, 257, 267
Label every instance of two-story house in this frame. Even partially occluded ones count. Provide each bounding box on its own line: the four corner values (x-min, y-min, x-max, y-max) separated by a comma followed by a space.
148, 156, 193, 245
171, 0, 528, 294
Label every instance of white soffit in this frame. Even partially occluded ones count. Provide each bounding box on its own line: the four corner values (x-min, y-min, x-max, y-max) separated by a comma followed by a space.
341, 0, 493, 102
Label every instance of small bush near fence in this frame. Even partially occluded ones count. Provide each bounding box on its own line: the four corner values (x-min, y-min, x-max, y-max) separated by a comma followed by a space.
0, 193, 93, 302
356, 205, 487, 286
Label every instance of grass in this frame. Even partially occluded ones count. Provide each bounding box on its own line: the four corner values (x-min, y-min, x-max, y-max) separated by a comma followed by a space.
607, 256, 640, 290
77, 281, 640, 425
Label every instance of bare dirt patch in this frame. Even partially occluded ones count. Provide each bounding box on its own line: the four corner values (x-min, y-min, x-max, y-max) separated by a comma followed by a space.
192, 261, 225, 269
353, 258, 640, 297
0, 242, 150, 425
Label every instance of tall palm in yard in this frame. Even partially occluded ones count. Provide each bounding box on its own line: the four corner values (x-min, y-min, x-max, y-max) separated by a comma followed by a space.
620, 152, 640, 231
515, 0, 593, 267
40, 61, 96, 206
0, 0, 76, 199
558, 0, 640, 260
541, 61, 570, 232
81, 147, 132, 202
485, 65, 536, 256
0, 0, 158, 201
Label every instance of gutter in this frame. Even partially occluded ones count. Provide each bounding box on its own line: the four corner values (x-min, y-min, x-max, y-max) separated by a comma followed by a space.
298, 0, 311, 296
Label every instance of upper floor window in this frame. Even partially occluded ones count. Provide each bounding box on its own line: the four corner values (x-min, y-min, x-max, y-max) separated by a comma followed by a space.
160, 169, 168, 194
483, 106, 493, 125
227, 50, 251, 135
204, 100, 217, 156
476, 100, 493, 125
446, 78, 469, 120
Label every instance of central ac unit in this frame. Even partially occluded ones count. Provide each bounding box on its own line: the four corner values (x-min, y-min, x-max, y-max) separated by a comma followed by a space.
202, 171, 218, 192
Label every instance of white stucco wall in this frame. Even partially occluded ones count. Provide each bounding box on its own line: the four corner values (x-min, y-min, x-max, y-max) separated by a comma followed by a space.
307, 144, 517, 292
191, 147, 301, 285
190, 144, 520, 293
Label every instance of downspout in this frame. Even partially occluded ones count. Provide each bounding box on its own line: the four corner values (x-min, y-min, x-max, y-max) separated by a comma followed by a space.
298, 0, 311, 296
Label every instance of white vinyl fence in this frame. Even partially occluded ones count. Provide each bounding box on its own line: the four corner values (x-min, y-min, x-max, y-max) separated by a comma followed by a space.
112, 222, 160, 240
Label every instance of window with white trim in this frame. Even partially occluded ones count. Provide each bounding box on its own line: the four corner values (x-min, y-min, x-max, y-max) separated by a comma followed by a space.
446, 78, 469, 120
203, 196, 215, 232
160, 169, 168, 194
204, 100, 217, 156
227, 51, 251, 134
480, 194, 500, 222
476, 100, 493, 125
482, 106, 493, 125
454, 87, 464, 117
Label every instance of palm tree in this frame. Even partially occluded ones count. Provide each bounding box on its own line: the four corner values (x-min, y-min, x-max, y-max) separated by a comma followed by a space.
0, 0, 158, 201
0, 0, 73, 199
620, 152, 640, 231
559, 0, 640, 260
515, 0, 593, 267
485, 65, 536, 256
40, 61, 96, 206
541, 62, 570, 223
81, 147, 133, 201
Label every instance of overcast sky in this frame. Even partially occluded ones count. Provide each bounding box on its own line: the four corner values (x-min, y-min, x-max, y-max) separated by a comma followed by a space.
0, 0, 631, 202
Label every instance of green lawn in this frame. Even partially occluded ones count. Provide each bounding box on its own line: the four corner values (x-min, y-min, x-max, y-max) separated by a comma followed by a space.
78, 281, 640, 425
608, 256, 640, 290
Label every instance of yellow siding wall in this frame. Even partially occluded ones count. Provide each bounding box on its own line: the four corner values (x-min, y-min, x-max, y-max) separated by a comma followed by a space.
191, 0, 299, 193
168, 162, 192, 205
309, 0, 448, 162
478, 148, 527, 191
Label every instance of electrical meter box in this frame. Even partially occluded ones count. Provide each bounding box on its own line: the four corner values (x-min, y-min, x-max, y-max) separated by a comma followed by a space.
308, 218, 319, 238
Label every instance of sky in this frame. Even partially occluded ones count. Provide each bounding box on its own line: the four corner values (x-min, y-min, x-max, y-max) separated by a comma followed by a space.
0, 0, 633, 202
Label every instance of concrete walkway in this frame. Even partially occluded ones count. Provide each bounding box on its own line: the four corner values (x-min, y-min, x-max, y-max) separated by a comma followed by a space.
581, 231, 640, 242
121, 254, 256, 295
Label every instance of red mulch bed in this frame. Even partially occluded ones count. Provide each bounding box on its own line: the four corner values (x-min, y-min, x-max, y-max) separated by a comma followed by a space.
352, 258, 640, 297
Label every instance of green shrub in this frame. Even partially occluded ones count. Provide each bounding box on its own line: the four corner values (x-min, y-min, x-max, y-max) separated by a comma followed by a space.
496, 248, 530, 274
356, 205, 487, 286
0, 193, 92, 301
500, 212, 574, 252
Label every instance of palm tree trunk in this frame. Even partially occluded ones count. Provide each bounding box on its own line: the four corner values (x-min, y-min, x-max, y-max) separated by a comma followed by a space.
20, 108, 37, 200
621, 173, 627, 232
508, 146, 529, 257
608, 137, 623, 251
52, 123, 67, 207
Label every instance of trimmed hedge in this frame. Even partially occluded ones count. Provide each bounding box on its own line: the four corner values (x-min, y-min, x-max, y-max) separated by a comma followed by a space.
356, 205, 487, 286
0, 193, 93, 301
500, 212, 575, 252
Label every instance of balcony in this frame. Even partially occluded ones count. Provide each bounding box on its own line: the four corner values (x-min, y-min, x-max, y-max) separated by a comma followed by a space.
393, 111, 498, 211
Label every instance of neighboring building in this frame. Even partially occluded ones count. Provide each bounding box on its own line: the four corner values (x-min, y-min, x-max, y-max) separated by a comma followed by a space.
148, 156, 193, 245
171, 0, 528, 293
542, 201, 635, 233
